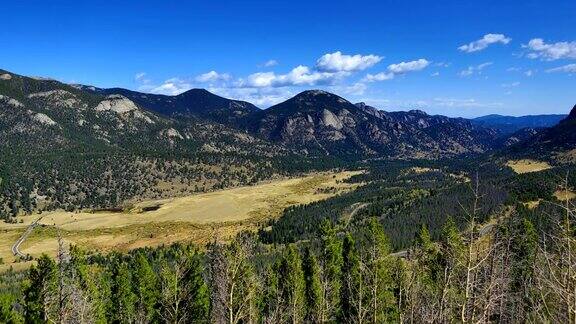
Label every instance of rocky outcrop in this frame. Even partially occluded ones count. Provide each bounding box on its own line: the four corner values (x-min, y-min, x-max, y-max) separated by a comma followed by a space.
0, 95, 24, 108
31, 112, 57, 126
95, 95, 139, 114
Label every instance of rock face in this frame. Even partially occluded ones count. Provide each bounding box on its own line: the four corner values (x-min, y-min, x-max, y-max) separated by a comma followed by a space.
29, 90, 85, 110
242, 90, 497, 157
94, 95, 155, 124
0, 95, 24, 108
95, 95, 139, 114
32, 112, 57, 126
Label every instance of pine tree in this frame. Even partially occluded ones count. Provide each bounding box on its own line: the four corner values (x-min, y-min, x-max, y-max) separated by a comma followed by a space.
184, 250, 210, 322
261, 260, 282, 323
319, 219, 342, 321
133, 252, 158, 323
70, 246, 110, 323
438, 216, 465, 322
23, 254, 57, 323
279, 244, 305, 324
302, 246, 322, 323
510, 217, 538, 312
114, 262, 136, 323
339, 233, 362, 323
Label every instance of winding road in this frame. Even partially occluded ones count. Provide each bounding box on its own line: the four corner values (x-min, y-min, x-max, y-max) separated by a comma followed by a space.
344, 203, 370, 228
11, 217, 42, 258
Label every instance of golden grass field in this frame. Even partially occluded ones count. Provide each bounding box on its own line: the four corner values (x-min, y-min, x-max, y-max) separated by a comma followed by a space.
0, 170, 362, 271
506, 159, 553, 174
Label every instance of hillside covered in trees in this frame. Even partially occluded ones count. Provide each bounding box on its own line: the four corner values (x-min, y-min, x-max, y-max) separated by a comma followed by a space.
1, 154, 575, 322
1, 189, 575, 323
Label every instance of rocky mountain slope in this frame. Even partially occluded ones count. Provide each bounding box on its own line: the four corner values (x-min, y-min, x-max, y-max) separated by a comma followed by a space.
4, 67, 559, 218
239, 90, 498, 158
0, 69, 293, 218
76, 85, 504, 158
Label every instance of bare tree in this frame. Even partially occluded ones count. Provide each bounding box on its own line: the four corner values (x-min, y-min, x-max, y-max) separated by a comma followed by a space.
534, 173, 576, 323
208, 237, 257, 324
158, 259, 190, 324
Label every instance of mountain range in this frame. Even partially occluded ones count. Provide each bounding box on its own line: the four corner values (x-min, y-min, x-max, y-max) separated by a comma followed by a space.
80, 86, 505, 158
471, 113, 566, 134
504, 105, 576, 161
3, 67, 574, 161
1, 67, 574, 216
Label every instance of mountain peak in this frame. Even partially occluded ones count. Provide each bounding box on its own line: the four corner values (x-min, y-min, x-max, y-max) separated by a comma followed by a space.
296, 89, 332, 97
269, 90, 357, 115
564, 104, 576, 123
179, 88, 214, 96
290, 90, 352, 105
291, 90, 345, 102
408, 109, 428, 116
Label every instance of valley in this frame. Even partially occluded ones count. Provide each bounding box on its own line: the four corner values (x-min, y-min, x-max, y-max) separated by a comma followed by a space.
1, 66, 575, 323
2, 1, 576, 321
0, 170, 360, 271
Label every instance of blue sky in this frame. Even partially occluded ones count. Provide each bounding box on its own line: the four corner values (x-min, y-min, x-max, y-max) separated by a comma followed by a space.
1, 0, 575, 117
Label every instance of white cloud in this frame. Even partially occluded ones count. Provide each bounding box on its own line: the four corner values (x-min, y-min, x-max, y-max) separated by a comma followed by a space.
459, 68, 474, 77
524, 38, 576, 60
507, 67, 535, 77
135, 72, 147, 81
458, 62, 493, 77
458, 34, 511, 53
147, 77, 192, 95
260, 59, 278, 67
209, 87, 293, 107
477, 62, 493, 69
134, 72, 151, 85
501, 81, 520, 88
338, 82, 368, 96
388, 59, 430, 74
432, 97, 503, 108
546, 63, 576, 73
240, 65, 347, 88
315, 83, 369, 97
316, 51, 382, 72
362, 72, 395, 82
361, 58, 430, 82
195, 71, 231, 83
431, 72, 440, 77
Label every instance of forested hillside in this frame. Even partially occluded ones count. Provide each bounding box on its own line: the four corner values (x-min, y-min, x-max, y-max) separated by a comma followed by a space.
1, 180, 575, 323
